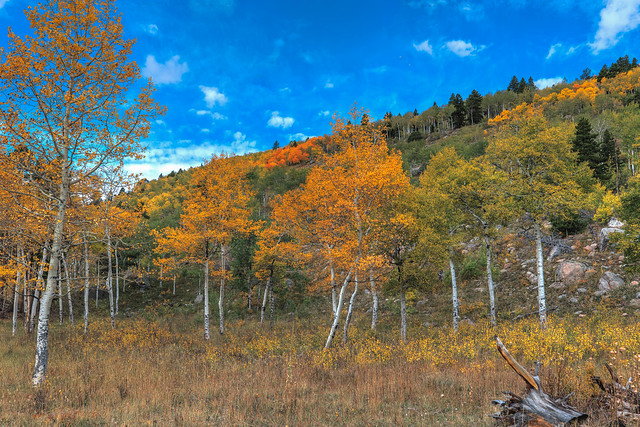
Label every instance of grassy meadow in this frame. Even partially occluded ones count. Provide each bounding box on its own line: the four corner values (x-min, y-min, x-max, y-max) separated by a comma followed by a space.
1, 303, 639, 426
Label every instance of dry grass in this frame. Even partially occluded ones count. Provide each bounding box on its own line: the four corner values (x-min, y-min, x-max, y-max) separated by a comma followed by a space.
1, 312, 638, 426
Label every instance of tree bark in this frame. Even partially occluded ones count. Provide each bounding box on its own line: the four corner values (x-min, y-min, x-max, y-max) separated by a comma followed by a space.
203, 259, 210, 340
485, 235, 496, 326
29, 246, 48, 334
370, 268, 378, 331
12, 251, 20, 336
106, 229, 115, 328
58, 265, 63, 326
261, 275, 271, 324
325, 268, 354, 349
342, 274, 358, 344
450, 257, 460, 332
115, 244, 119, 314
84, 235, 90, 333
535, 222, 547, 329
95, 260, 99, 308
62, 254, 74, 326
269, 277, 274, 329
33, 158, 69, 386
330, 265, 337, 317
219, 246, 225, 335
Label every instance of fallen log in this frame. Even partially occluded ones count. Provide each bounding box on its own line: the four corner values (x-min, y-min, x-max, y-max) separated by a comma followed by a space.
490, 336, 587, 426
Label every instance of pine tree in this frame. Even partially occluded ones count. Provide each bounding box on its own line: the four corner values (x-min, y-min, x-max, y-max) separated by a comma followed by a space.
466, 89, 483, 125
572, 118, 603, 178
517, 78, 527, 93
580, 68, 592, 80
527, 76, 536, 90
507, 75, 519, 92
600, 129, 622, 191
449, 93, 466, 128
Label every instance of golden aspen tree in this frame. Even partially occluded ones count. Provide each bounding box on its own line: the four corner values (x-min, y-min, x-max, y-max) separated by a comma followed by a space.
156, 154, 259, 339
0, 0, 163, 386
486, 108, 594, 328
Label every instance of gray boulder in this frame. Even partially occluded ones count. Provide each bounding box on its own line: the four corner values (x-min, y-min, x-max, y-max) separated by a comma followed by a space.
555, 260, 589, 286
598, 271, 625, 292
600, 227, 624, 251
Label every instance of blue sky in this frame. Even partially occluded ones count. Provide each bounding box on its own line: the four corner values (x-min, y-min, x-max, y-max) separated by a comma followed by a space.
1, 0, 640, 179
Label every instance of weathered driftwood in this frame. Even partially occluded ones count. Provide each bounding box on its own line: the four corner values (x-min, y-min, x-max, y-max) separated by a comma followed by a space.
592, 363, 640, 424
490, 336, 587, 426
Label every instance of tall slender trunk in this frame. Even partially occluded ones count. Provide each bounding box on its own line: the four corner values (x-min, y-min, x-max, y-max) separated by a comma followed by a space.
203, 260, 210, 340
342, 274, 358, 345
370, 269, 378, 331
58, 264, 63, 326
84, 235, 90, 333
115, 245, 119, 315
173, 275, 176, 295
12, 250, 20, 336
29, 246, 48, 333
269, 278, 275, 329
485, 235, 496, 326
219, 246, 225, 335
95, 260, 99, 308
106, 229, 115, 328
400, 289, 407, 343
450, 256, 460, 332
33, 150, 70, 386
535, 222, 547, 329
330, 265, 337, 316
261, 275, 271, 324
62, 254, 74, 326
325, 268, 354, 349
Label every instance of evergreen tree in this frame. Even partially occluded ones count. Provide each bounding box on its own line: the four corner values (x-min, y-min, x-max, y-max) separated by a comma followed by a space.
572, 117, 602, 176
449, 93, 466, 128
466, 89, 483, 125
597, 64, 609, 81
527, 76, 536, 90
517, 77, 527, 93
413, 108, 418, 117
580, 68, 592, 80
507, 75, 519, 92
600, 129, 622, 191
272, 141, 280, 150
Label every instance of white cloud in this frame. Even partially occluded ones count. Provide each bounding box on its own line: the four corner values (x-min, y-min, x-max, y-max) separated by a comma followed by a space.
200, 86, 228, 108
325, 81, 334, 88
146, 24, 159, 35
546, 43, 561, 60
267, 111, 295, 129
444, 40, 479, 57
201, 128, 210, 133
590, 0, 640, 53
142, 55, 189, 85
413, 40, 433, 54
0, 0, 9, 9
289, 132, 314, 141
194, 109, 227, 120
534, 77, 564, 89
318, 110, 331, 117
124, 135, 258, 180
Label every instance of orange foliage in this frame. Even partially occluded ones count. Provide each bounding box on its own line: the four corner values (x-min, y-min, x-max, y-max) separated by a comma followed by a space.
257, 137, 322, 169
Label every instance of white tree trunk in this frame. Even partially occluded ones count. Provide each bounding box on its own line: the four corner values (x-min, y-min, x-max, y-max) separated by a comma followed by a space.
269, 278, 275, 329
342, 274, 358, 344
12, 254, 20, 336
400, 289, 407, 343
203, 260, 210, 340
325, 268, 354, 349
450, 257, 460, 332
219, 246, 225, 335
535, 222, 547, 328
370, 269, 378, 331
29, 246, 48, 334
106, 229, 115, 328
84, 236, 90, 333
115, 245, 119, 315
62, 254, 74, 326
330, 266, 337, 317
485, 235, 496, 325
58, 266, 63, 326
95, 260, 99, 308
261, 275, 271, 324
33, 164, 69, 386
